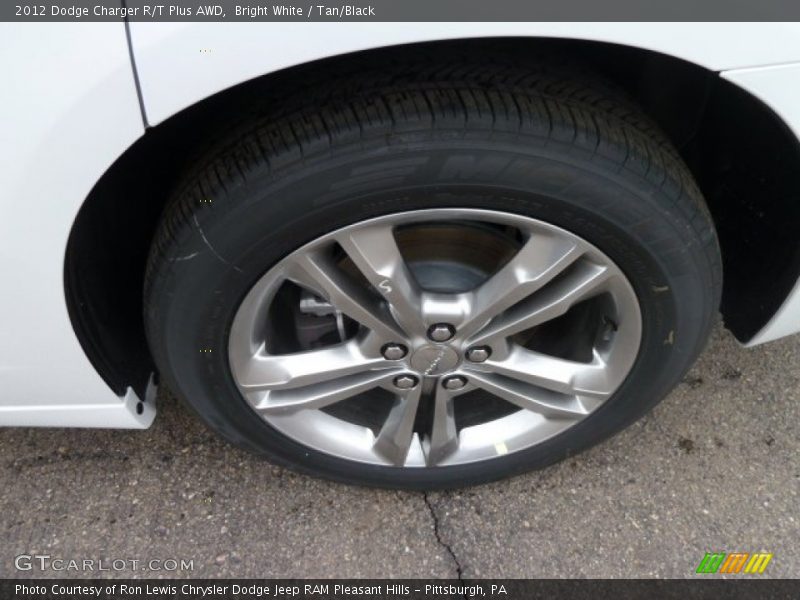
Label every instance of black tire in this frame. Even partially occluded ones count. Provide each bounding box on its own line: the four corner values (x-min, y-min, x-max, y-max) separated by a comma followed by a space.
143, 62, 721, 490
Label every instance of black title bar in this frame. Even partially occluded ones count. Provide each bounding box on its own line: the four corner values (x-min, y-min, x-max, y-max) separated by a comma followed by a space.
5, 0, 800, 22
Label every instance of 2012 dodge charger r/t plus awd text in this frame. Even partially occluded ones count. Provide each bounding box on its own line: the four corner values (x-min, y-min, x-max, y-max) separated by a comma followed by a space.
2, 21, 800, 488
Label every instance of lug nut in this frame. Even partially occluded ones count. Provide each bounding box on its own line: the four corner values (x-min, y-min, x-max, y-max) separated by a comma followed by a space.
428, 323, 455, 342
466, 346, 491, 363
381, 343, 408, 361
393, 374, 419, 390
442, 375, 467, 390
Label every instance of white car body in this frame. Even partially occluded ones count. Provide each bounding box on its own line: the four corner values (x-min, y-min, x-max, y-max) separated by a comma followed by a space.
1, 22, 799, 429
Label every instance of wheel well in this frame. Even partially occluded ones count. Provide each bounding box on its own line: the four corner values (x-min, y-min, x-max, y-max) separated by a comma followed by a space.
65, 37, 800, 397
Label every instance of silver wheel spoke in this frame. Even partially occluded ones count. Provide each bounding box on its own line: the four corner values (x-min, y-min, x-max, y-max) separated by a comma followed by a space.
373, 385, 423, 466
467, 371, 591, 420
336, 224, 424, 338
287, 251, 404, 341
477, 345, 613, 399
469, 261, 611, 346
426, 384, 460, 466
458, 232, 582, 339
237, 341, 387, 391
256, 370, 399, 414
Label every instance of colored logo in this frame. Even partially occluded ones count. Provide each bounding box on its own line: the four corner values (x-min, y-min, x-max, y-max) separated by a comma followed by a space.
696, 552, 773, 574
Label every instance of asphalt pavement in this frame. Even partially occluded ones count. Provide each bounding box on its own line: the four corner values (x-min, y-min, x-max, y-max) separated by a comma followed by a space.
1, 324, 798, 578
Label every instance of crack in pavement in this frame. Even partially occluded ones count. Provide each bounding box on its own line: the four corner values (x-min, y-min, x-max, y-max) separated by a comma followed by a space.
422, 492, 465, 583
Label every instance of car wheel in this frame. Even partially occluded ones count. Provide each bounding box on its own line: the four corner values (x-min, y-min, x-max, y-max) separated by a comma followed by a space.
144, 66, 721, 489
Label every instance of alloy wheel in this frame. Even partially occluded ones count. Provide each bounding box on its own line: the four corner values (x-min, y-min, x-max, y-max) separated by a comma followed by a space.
228, 209, 641, 468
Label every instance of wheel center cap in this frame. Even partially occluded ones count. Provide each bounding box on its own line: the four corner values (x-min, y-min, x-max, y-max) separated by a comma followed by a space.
410, 345, 460, 376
